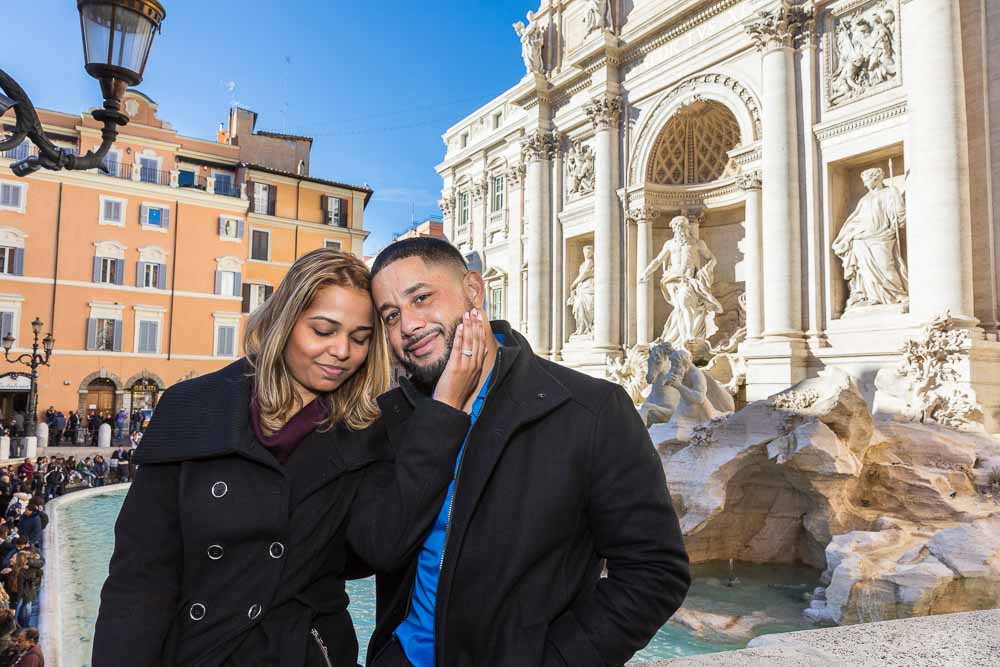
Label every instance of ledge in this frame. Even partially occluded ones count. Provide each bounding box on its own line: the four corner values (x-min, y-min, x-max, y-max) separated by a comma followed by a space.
631, 609, 1000, 666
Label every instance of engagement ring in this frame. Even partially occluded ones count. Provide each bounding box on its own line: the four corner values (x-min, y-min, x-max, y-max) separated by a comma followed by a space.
462, 350, 474, 357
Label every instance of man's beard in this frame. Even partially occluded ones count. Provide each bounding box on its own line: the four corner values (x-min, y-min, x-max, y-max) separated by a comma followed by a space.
399, 314, 464, 391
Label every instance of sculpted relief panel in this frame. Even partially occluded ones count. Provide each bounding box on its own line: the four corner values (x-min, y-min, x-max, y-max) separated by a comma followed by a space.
824, 0, 901, 108
566, 139, 595, 198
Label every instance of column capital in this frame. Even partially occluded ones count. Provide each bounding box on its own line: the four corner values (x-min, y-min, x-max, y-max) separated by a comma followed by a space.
584, 94, 622, 131
438, 196, 455, 220
521, 129, 558, 162
745, 3, 813, 53
506, 162, 527, 187
626, 207, 656, 225
736, 170, 763, 191
471, 177, 489, 203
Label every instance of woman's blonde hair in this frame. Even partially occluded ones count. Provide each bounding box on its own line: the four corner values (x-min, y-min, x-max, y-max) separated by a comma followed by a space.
244, 248, 391, 433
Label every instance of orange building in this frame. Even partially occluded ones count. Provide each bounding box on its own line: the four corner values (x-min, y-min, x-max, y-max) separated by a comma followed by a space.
0, 91, 371, 431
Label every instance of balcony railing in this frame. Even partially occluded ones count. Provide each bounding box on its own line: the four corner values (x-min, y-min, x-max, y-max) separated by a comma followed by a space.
101, 161, 132, 180
1, 143, 34, 161
139, 167, 171, 186
214, 181, 240, 198
251, 198, 276, 216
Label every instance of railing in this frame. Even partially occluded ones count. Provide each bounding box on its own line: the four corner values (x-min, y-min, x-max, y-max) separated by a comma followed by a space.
179, 174, 208, 190
139, 167, 171, 186
1, 143, 34, 161
101, 161, 132, 180
251, 198, 276, 215
214, 180, 240, 198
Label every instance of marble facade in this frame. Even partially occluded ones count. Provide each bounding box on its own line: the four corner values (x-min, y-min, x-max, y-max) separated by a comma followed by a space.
436, 0, 1000, 430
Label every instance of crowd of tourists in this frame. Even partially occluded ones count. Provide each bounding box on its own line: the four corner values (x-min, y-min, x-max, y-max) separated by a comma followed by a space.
0, 407, 148, 447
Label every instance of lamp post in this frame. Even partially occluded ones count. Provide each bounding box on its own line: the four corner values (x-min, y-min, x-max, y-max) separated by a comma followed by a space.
0, 0, 166, 177
3, 318, 54, 438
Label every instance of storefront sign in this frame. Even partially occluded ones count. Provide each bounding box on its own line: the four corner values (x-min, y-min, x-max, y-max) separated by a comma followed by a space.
0, 372, 31, 391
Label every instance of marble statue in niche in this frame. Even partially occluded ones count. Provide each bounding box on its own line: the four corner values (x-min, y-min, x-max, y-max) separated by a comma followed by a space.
514, 12, 545, 75
566, 140, 595, 196
832, 167, 908, 310
640, 215, 723, 348
582, 0, 613, 36
828, 1, 899, 106
567, 245, 595, 338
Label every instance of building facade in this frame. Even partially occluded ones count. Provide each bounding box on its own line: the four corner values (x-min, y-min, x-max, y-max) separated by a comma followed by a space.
437, 0, 1000, 428
0, 91, 371, 428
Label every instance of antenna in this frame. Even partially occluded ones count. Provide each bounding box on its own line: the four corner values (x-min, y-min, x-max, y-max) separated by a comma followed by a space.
281, 55, 291, 132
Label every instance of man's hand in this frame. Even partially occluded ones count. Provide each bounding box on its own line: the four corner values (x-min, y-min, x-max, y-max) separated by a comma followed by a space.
433, 309, 490, 413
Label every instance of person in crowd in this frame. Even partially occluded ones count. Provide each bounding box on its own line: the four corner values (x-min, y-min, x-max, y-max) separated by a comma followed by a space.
0, 477, 11, 518
117, 446, 131, 484
51, 412, 65, 446
42, 465, 65, 502
14, 552, 43, 628
14, 461, 32, 489
92, 455, 107, 487
114, 410, 127, 442
16, 506, 41, 549
13, 411, 23, 437
364, 238, 690, 667
94, 248, 489, 666
107, 450, 119, 484
87, 412, 99, 445
28, 459, 45, 499
9, 628, 44, 667
78, 457, 97, 487
66, 410, 79, 445
0, 607, 16, 659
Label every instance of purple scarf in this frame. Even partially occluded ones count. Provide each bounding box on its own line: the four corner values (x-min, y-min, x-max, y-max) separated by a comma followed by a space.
250, 394, 329, 465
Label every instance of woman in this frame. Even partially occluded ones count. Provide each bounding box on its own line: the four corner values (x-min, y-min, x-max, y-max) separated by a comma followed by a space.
93, 248, 488, 666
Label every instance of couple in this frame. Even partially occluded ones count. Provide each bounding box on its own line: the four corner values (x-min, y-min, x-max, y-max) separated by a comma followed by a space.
93, 238, 690, 666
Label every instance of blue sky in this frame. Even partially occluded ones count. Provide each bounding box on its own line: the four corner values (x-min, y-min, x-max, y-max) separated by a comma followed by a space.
4, 0, 529, 251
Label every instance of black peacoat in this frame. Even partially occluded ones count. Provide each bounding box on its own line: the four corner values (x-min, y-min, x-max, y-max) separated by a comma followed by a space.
93, 358, 471, 667
367, 321, 691, 667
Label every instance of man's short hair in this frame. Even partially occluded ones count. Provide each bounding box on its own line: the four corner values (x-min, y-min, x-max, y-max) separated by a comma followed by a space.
370, 237, 468, 280
20, 627, 38, 643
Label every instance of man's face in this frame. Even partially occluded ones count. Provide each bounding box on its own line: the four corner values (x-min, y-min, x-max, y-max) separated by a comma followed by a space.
372, 256, 478, 388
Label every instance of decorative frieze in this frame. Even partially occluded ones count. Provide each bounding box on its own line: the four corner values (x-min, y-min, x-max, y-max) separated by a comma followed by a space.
584, 95, 622, 131
823, 0, 902, 109
745, 3, 814, 52
736, 170, 762, 191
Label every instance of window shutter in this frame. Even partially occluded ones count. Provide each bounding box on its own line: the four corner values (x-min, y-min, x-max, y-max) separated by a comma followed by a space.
339, 198, 349, 227
161, 207, 170, 229
232, 272, 242, 296
237, 220, 245, 238
140, 205, 149, 225
264, 285, 273, 300
12, 248, 23, 276
320, 195, 329, 223
112, 320, 123, 352
114, 259, 125, 285
214, 271, 223, 295
136, 261, 146, 287
0, 312, 12, 338
241, 283, 251, 313
218, 218, 226, 236
86, 318, 98, 350
92, 257, 102, 283
268, 185, 276, 214
157, 263, 167, 290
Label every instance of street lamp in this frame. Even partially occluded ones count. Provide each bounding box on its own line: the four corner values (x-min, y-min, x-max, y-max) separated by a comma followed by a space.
0, 0, 166, 176
3, 317, 55, 438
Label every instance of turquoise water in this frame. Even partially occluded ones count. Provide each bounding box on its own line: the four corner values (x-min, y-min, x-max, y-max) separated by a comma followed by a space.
56, 489, 821, 665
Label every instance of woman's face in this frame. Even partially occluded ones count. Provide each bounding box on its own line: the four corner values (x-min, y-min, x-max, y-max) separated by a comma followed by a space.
283, 285, 375, 404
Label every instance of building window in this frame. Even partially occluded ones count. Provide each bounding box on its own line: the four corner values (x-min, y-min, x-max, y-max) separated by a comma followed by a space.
243, 283, 273, 313
100, 196, 126, 226
139, 157, 160, 184
142, 263, 160, 289
253, 182, 272, 215
136, 320, 160, 354
219, 217, 243, 240
0, 182, 25, 213
459, 192, 470, 227
213, 172, 235, 196
324, 196, 348, 227
489, 286, 504, 321
87, 318, 120, 352
493, 111, 503, 129
178, 169, 197, 187
94, 257, 123, 285
0, 246, 23, 276
460, 133, 469, 149
324, 240, 342, 250
215, 270, 240, 296
492, 175, 505, 213
141, 204, 170, 229
215, 324, 237, 357
251, 229, 270, 261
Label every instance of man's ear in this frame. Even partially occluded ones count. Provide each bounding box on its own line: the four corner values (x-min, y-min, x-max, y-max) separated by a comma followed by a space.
462, 271, 487, 309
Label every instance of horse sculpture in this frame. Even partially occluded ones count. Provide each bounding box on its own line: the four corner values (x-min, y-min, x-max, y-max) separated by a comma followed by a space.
639, 342, 735, 429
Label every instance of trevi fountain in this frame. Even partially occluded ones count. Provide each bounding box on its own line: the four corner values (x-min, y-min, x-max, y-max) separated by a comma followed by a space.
434, 0, 1000, 660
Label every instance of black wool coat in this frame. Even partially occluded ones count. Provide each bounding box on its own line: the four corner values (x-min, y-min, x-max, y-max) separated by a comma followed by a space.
367, 321, 691, 667
93, 358, 471, 667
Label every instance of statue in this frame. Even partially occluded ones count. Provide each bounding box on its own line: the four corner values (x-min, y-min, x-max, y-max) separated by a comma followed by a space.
829, 3, 898, 106
567, 245, 595, 337
639, 342, 733, 428
513, 12, 545, 75
832, 167, 907, 310
640, 215, 723, 348
582, 0, 613, 36
566, 140, 595, 195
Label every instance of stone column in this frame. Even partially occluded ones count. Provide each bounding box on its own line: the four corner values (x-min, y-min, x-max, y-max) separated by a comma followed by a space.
738, 171, 764, 341
476, 177, 490, 247
505, 164, 525, 327
902, 0, 976, 323
585, 94, 623, 354
522, 130, 556, 356
439, 194, 455, 243
551, 137, 565, 360
746, 3, 810, 339
631, 207, 654, 344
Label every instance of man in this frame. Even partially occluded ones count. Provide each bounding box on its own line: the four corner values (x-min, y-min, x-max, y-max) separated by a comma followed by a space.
17, 504, 41, 548
10, 628, 44, 667
366, 238, 690, 666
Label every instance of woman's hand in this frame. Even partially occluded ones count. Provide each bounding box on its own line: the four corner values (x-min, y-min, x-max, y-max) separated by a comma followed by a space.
433, 309, 490, 412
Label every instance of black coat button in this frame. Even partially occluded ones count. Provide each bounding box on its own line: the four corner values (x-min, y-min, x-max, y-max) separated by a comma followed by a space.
207, 544, 224, 560
269, 542, 285, 559
248, 603, 262, 620
189, 603, 206, 621
211, 481, 228, 498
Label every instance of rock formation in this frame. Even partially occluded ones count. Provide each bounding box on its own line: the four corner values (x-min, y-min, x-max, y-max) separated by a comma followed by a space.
655, 366, 1000, 625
